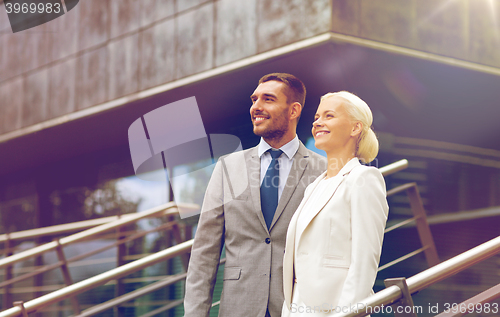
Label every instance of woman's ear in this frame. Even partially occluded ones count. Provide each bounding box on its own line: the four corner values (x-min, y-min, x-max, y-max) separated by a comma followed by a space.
351, 122, 363, 137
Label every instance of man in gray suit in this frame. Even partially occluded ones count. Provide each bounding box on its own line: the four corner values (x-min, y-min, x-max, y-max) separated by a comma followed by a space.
184, 73, 326, 317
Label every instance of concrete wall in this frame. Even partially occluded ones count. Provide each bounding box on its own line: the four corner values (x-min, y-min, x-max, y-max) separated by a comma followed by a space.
1, 0, 499, 136
0, 0, 332, 135
331, 0, 500, 66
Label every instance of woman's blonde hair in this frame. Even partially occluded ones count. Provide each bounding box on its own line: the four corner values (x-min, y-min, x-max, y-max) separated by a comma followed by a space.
321, 91, 379, 163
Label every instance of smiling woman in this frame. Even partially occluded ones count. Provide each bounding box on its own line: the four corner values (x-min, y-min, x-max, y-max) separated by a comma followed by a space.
282, 91, 389, 317
315, 91, 379, 166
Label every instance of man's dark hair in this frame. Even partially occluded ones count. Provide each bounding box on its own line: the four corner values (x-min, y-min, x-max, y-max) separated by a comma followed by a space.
258, 73, 306, 107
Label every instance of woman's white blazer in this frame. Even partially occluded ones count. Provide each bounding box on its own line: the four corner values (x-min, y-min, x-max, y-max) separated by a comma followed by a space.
283, 158, 389, 313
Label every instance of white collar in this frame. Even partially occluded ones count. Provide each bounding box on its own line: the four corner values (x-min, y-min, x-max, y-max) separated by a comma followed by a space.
257, 135, 299, 160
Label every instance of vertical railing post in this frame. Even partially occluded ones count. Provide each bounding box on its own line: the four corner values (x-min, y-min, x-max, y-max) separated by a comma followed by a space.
185, 223, 193, 263
406, 184, 440, 267
55, 239, 80, 314
33, 244, 43, 305
114, 223, 126, 317
164, 208, 174, 307
384, 278, 419, 317
171, 222, 189, 271
3, 233, 13, 309
13, 301, 29, 317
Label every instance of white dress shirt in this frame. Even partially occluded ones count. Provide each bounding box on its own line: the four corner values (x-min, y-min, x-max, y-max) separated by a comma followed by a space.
258, 135, 299, 201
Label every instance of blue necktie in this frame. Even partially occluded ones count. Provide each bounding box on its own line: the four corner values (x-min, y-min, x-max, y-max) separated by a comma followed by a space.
261, 149, 283, 229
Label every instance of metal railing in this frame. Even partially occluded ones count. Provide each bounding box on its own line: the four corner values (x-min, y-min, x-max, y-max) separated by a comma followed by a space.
1, 159, 441, 316
434, 282, 500, 317
0, 216, 128, 247
0, 202, 198, 269
381, 181, 440, 269
72, 259, 226, 317
0, 210, 139, 309
379, 159, 409, 177
0, 240, 195, 317
0, 202, 198, 313
333, 235, 500, 317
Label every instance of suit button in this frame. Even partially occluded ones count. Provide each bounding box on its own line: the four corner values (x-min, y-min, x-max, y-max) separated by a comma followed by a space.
265, 238, 271, 244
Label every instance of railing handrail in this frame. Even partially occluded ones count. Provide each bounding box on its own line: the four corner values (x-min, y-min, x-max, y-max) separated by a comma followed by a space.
379, 159, 408, 177
0, 220, 178, 290
434, 282, 500, 317
0, 240, 195, 317
0, 202, 198, 270
385, 205, 500, 229
406, 236, 500, 293
0, 204, 197, 245
0, 216, 131, 244
74, 259, 226, 317
334, 235, 500, 317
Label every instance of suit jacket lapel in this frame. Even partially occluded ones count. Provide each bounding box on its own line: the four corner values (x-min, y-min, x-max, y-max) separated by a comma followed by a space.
283, 166, 324, 305
247, 147, 269, 232
295, 158, 361, 243
269, 142, 309, 231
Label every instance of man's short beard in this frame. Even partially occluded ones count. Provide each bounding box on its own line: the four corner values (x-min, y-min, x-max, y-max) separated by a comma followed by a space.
254, 121, 289, 142
255, 128, 286, 141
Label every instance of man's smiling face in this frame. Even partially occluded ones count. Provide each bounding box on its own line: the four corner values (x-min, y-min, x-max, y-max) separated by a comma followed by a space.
250, 80, 291, 142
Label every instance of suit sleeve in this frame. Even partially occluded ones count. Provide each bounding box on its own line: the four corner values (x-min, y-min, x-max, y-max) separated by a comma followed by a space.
184, 159, 226, 317
337, 167, 389, 310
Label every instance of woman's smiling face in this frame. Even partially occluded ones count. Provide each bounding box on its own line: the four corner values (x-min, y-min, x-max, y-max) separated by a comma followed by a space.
312, 96, 357, 154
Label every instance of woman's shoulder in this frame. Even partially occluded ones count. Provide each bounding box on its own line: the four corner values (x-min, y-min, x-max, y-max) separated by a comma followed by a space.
350, 162, 378, 173
347, 163, 385, 185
